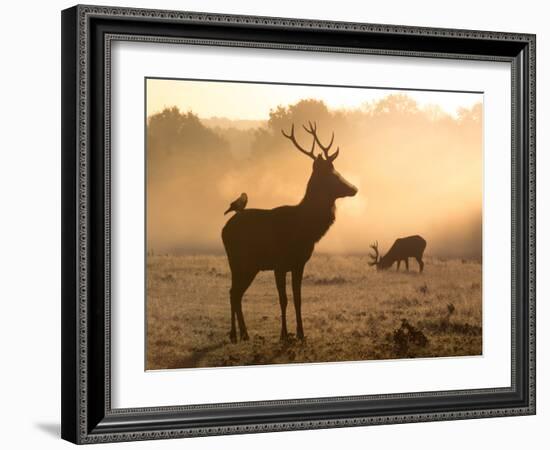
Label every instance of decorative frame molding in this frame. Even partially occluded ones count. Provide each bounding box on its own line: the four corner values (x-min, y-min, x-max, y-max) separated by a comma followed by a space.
61, 4, 536, 444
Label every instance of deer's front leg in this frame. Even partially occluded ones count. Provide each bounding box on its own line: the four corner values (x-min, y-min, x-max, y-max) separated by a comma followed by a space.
275, 270, 289, 341
291, 265, 305, 340
230, 305, 237, 343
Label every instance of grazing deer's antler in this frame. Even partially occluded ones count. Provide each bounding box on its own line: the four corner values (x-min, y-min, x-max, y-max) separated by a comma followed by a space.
281, 124, 316, 160
368, 241, 379, 266
303, 121, 339, 162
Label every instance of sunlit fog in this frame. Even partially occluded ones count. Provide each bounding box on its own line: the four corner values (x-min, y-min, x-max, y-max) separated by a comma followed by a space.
146, 79, 482, 258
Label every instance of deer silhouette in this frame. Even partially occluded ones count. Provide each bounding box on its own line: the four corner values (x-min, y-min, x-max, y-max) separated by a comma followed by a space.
369, 235, 427, 272
222, 122, 357, 342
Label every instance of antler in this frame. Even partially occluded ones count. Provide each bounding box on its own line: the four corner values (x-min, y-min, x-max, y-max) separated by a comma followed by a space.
368, 241, 379, 266
303, 121, 339, 162
281, 124, 316, 160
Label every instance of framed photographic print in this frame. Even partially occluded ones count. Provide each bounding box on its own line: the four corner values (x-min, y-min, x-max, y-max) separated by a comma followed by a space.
61, 4, 536, 444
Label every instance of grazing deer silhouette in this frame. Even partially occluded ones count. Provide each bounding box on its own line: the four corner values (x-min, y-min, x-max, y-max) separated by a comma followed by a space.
222, 122, 358, 342
369, 235, 427, 272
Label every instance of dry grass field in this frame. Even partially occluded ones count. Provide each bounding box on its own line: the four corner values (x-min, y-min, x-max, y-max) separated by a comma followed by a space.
146, 254, 482, 370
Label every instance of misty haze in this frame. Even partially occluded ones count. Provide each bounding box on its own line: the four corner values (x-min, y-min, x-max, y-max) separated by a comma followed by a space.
146, 79, 483, 370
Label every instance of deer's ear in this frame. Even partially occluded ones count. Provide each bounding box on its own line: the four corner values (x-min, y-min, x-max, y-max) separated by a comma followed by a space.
312, 154, 322, 169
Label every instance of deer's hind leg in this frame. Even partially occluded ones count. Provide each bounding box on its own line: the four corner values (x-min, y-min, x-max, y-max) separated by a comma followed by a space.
291, 264, 305, 340
229, 269, 257, 342
416, 256, 424, 273
275, 270, 289, 341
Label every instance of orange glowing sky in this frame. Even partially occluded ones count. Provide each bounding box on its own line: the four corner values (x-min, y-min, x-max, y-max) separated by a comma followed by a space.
146, 78, 481, 122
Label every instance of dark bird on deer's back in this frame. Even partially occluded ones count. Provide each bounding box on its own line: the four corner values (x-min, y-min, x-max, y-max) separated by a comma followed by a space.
222, 122, 357, 343
224, 192, 248, 215
369, 235, 427, 273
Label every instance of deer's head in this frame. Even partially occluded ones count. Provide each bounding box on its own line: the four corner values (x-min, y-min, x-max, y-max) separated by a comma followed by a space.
282, 122, 357, 202
368, 241, 391, 270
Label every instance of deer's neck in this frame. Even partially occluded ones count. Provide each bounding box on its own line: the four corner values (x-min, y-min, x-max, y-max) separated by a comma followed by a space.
298, 187, 336, 244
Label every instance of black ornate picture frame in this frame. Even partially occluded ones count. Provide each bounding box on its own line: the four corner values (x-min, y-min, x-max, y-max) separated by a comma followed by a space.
61, 4, 536, 444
